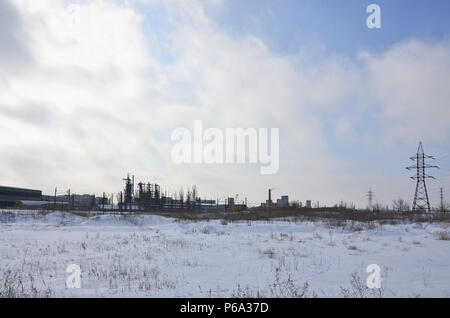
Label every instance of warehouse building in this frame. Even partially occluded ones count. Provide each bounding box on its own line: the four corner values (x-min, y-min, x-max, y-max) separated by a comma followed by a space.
0, 185, 42, 208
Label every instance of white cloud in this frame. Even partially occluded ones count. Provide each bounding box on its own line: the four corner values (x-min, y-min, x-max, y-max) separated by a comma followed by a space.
364, 39, 450, 142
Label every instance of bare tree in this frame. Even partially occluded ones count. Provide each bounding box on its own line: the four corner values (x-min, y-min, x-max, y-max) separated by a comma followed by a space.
392, 198, 410, 212
186, 188, 192, 210
192, 185, 198, 201
179, 187, 184, 210
191, 185, 198, 210
372, 202, 383, 212
116, 192, 123, 213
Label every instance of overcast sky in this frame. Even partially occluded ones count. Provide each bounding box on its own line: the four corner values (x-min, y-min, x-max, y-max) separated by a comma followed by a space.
0, 0, 449, 208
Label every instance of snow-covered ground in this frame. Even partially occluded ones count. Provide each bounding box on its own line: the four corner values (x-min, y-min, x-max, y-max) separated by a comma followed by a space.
0, 211, 449, 297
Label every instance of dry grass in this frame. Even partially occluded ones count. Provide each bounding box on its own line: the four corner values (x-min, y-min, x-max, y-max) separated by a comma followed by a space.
340, 273, 383, 298
434, 231, 450, 241
0, 269, 53, 298
97, 208, 450, 227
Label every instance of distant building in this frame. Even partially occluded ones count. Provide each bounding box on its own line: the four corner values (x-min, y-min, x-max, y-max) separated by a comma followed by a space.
277, 195, 289, 207
72, 194, 96, 210
16, 200, 68, 210
0, 185, 42, 208
306, 200, 312, 209
96, 196, 108, 206
200, 200, 216, 211
42, 193, 97, 211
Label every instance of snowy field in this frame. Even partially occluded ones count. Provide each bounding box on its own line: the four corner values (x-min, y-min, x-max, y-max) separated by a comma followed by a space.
0, 211, 449, 298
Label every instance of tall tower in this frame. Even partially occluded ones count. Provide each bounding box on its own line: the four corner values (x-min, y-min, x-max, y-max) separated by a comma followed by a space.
123, 174, 134, 209
406, 142, 439, 212
440, 187, 445, 212
366, 188, 375, 210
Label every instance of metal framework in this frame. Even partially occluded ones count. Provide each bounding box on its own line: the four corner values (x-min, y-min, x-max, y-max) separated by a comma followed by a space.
366, 188, 375, 210
406, 142, 439, 212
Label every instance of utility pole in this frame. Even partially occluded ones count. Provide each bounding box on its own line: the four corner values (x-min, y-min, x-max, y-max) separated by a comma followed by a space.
406, 142, 439, 212
119, 191, 123, 214
54, 187, 57, 211
102, 192, 106, 213
440, 188, 445, 212
67, 189, 71, 212
111, 193, 114, 213
367, 188, 375, 210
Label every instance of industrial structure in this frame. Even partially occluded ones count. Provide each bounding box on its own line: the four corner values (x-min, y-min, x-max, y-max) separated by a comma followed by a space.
0, 186, 42, 208
2, 147, 447, 213
440, 188, 447, 212
276, 196, 289, 208
261, 188, 289, 208
305, 200, 312, 209
406, 142, 439, 211
267, 188, 273, 207
0, 173, 247, 213
115, 174, 247, 212
367, 188, 375, 210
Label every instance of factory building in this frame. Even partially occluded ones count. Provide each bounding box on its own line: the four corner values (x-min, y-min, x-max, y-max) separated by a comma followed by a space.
276, 195, 289, 208
0, 185, 42, 208
261, 190, 289, 208
1, 176, 249, 213
39, 193, 97, 211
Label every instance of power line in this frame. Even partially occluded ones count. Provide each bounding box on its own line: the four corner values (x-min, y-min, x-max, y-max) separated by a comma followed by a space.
406, 142, 439, 212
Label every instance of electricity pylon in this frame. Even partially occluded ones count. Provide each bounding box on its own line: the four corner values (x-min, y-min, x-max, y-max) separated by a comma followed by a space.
406, 142, 439, 212
366, 188, 375, 210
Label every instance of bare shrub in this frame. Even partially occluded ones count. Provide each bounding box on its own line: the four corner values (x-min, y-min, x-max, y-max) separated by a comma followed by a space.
434, 231, 450, 241
0, 269, 53, 298
340, 273, 382, 298
232, 285, 265, 298
200, 227, 210, 234
122, 215, 144, 226
313, 232, 323, 240
269, 271, 316, 298
232, 272, 316, 298
261, 248, 276, 259
347, 245, 363, 252
346, 222, 364, 232
392, 198, 410, 212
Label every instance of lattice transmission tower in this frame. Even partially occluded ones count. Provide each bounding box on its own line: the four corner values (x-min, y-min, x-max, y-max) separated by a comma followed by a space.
366, 188, 375, 210
406, 142, 439, 211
